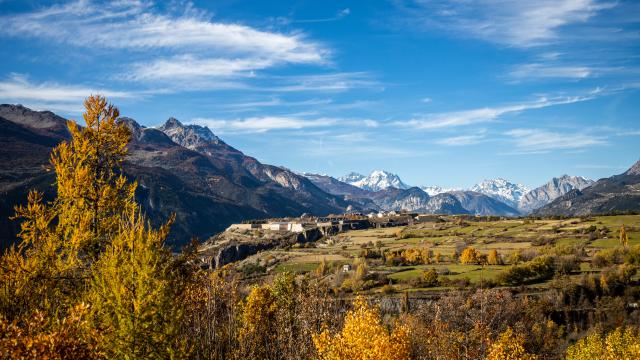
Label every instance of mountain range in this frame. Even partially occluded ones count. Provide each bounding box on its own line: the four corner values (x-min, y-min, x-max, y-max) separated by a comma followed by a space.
0, 105, 360, 249
316, 169, 595, 216
0, 104, 638, 249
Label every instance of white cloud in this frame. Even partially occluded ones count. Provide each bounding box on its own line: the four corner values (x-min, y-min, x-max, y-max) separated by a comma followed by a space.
0, 1, 327, 82
398, 94, 594, 130
504, 128, 606, 152
128, 56, 273, 81
190, 115, 378, 133
435, 134, 486, 146
409, 0, 616, 47
291, 8, 351, 23
0, 74, 136, 112
267, 72, 381, 92
508, 63, 593, 80
421, 97, 432, 103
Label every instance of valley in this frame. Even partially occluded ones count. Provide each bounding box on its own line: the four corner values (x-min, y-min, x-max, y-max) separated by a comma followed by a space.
206, 213, 640, 296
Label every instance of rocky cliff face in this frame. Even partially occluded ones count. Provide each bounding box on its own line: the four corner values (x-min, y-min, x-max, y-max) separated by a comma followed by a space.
518, 175, 594, 213
534, 160, 640, 216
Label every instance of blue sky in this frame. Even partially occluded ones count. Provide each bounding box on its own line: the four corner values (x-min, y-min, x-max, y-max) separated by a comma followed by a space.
0, 0, 639, 188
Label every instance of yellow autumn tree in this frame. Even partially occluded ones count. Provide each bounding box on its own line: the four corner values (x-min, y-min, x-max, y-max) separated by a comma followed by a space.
566, 326, 640, 359
486, 327, 538, 360
237, 285, 279, 358
313, 296, 410, 360
89, 208, 184, 358
487, 249, 501, 265
620, 224, 629, 247
0, 95, 134, 319
460, 247, 480, 264
0, 96, 184, 358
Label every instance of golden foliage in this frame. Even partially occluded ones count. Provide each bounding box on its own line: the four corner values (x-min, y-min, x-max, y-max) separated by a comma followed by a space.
0, 303, 100, 359
313, 296, 411, 360
0, 96, 184, 358
238, 285, 279, 358
566, 326, 640, 360
459, 247, 480, 265
486, 327, 538, 360
620, 224, 629, 247
487, 249, 501, 265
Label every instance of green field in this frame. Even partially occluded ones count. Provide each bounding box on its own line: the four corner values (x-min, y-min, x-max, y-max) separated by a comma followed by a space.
235, 214, 640, 293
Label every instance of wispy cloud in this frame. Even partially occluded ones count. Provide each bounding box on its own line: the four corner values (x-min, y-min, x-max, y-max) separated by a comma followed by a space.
405, 0, 616, 47
290, 8, 351, 24
397, 94, 595, 130
0, 74, 136, 112
435, 134, 486, 146
0, 1, 328, 82
508, 63, 594, 80
190, 115, 378, 133
504, 128, 606, 153
266, 72, 381, 92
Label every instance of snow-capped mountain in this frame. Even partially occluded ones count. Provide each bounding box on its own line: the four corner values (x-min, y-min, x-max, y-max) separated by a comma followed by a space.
338, 172, 366, 184
420, 185, 460, 196
518, 175, 594, 213
340, 170, 410, 191
471, 178, 529, 208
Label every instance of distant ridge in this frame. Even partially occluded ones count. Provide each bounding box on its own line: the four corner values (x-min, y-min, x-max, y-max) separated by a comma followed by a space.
534, 160, 640, 216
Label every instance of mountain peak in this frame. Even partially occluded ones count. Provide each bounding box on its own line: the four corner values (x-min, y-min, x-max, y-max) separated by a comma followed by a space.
624, 159, 640, 176
162, 117, 184, 128
158, 118, 220, 149
471, 178, 529, 208
518, 175, 594, 213
338, 172, 366, 183
340, 170, 410, 191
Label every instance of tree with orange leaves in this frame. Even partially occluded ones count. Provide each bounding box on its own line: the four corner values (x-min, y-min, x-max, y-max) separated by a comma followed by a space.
313, 296, 411, 360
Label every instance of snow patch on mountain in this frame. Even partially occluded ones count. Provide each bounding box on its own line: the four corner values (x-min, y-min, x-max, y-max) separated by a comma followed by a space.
340, 170, 410, 191
420, 185, 461, 196
471, 178, 529, 208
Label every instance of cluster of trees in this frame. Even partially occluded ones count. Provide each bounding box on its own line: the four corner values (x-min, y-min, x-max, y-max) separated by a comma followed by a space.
1, 97, 639, 359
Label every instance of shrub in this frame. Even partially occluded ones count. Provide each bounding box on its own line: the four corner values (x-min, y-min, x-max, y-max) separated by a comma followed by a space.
421, 269, 439, 287
497, 256, 555, 286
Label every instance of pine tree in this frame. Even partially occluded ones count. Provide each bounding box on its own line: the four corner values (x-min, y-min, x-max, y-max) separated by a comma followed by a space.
1, 95, 134, 319
89, 209, 183, 358
1, 96, 185, 358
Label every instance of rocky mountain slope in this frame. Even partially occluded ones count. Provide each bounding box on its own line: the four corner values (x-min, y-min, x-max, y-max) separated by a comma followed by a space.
534, 160, 640, 216
301, 173, 372, 198
367, 187, 469, 215
0, 105, 358, 249
448, 191, 520, 216
518, 175, 594, 213
339, 170, 410, 191
471, 178, 529, 209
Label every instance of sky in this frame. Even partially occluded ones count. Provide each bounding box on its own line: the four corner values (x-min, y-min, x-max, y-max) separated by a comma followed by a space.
0, 0, 639, 189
